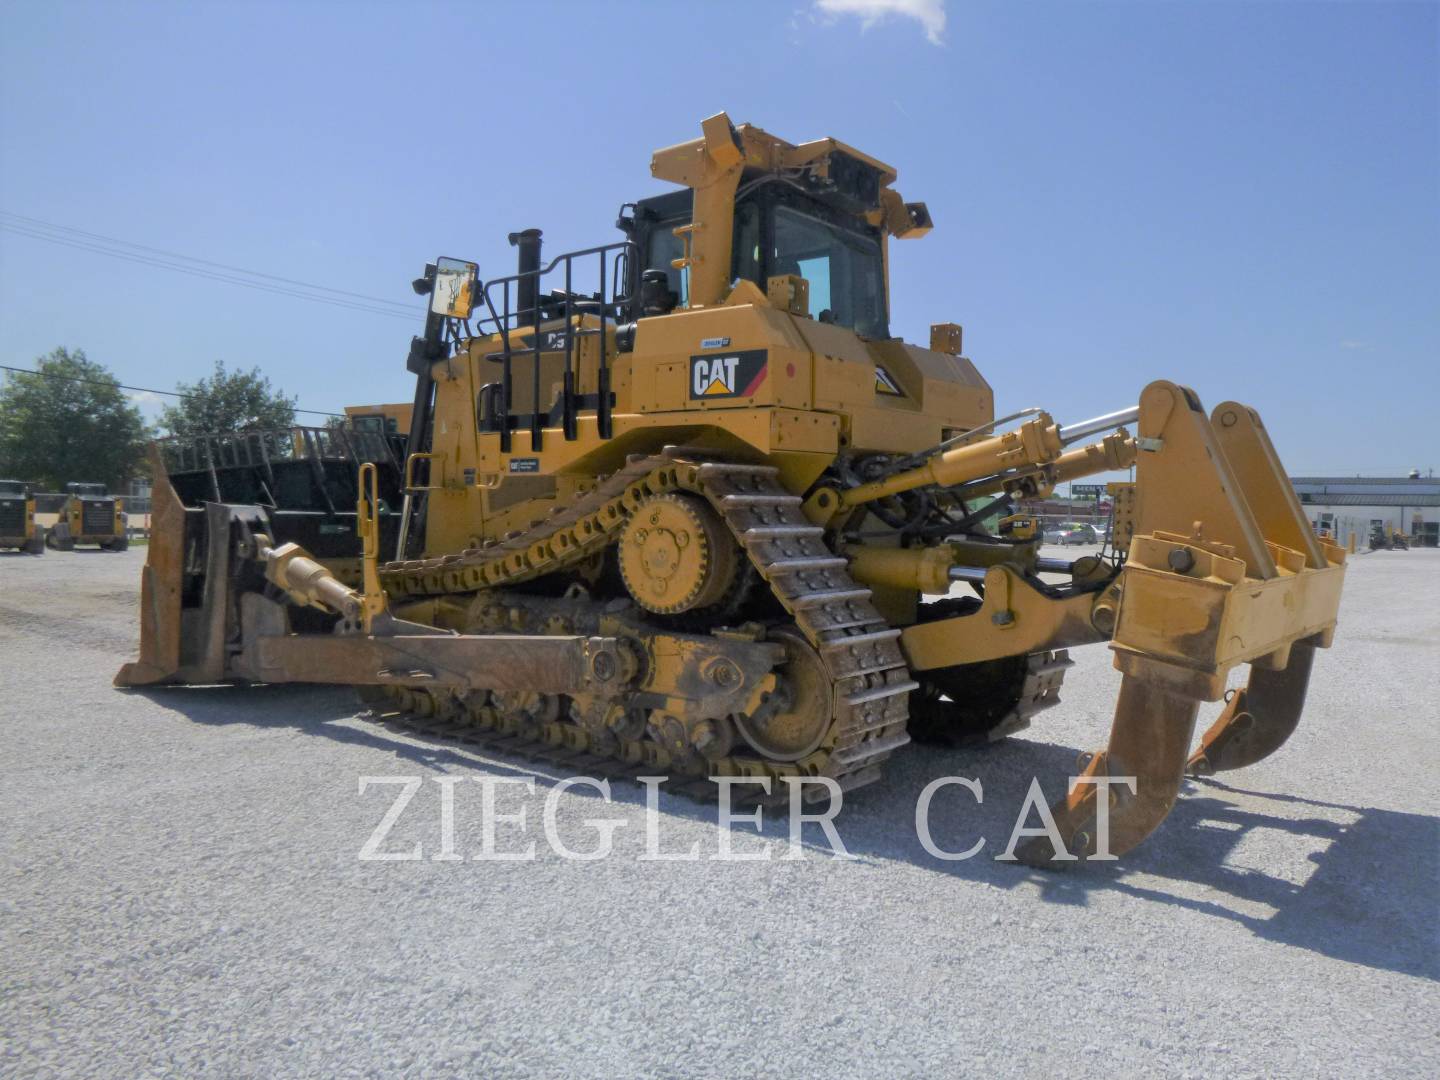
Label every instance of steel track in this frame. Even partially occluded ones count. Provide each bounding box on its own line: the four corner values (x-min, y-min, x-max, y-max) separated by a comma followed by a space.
364, 453, 915, 798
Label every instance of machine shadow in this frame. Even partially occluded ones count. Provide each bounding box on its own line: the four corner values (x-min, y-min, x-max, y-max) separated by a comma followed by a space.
821, 739, 1440, 983
119, 683, 553, 777
126, 684, 1437, 982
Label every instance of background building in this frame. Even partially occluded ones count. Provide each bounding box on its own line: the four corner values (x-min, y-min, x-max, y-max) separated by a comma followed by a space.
1293, 473, 1440, 547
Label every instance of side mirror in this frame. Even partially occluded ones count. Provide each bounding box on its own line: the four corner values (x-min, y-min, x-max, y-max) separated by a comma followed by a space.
430, 257, 479, 319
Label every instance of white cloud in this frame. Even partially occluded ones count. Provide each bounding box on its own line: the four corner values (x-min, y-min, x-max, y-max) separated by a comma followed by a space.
814, 0, 947, 46
126, 389, 166, 420
1338, 340, 1372, 351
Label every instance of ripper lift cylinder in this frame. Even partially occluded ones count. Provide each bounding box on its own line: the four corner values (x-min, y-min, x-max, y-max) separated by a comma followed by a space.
839, 414, 1065, 508
1056, 405, 1140, 445
838, 407, 1137, 511
1050, 431, 1137, 484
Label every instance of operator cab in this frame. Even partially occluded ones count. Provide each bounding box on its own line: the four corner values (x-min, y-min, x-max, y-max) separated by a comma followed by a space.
411, 115, 930, 457
621, 146, 892, 340
66, 482, 108, 498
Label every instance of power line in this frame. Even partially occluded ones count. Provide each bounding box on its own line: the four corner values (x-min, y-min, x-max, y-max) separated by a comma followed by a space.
0, 211, 418, 311
0, 216, 419, 322
0, 363, 344, 418
1, 221, 417, 321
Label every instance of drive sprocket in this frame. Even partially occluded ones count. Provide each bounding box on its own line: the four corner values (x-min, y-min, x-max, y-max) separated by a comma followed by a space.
618, 492, 739, 615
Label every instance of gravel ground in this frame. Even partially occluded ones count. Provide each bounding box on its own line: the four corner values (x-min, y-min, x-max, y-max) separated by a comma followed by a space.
2, 544, 1437, 1078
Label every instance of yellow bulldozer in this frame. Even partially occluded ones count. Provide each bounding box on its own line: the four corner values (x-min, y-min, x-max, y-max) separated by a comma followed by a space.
343, 402, 412, 437
46, 482, 128, 551
116, 114, 1346, 864
0, 479, 45, 554
996, 513, 1039, 543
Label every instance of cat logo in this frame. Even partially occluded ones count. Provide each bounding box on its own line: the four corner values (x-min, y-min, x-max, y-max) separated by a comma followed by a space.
695, 356, 738, 395
875, 366, 905, 396
689, 350, 768, 400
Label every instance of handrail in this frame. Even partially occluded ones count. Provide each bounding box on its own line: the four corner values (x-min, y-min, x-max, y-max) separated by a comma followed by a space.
158, 426, 399, 475
404, 451, 443, 493
476, 240, 635, 453
356, 462, 388, 631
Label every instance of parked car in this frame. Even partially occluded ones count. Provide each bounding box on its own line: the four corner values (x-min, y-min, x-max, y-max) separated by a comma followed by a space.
1054, 522, 1098, 546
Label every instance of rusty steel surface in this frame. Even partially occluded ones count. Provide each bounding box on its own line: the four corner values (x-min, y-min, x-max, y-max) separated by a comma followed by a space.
1016, 381, 1346, 863
1019, 672, 1201, 865
1187, 637, 1320, 776
113, 446, 186, 688
245, 633, 624, 694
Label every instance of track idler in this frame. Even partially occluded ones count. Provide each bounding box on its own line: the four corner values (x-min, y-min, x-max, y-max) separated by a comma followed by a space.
1185, 635, 1319, 776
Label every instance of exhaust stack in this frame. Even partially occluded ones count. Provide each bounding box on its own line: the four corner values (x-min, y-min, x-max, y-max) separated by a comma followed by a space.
509, 228, 543, 326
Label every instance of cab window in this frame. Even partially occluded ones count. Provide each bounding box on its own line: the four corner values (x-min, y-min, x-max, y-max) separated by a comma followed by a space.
772, 206, 886, 338
644, 220, 689, 306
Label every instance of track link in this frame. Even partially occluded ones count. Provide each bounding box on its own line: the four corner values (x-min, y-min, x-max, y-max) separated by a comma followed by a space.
365, 453, 913, 799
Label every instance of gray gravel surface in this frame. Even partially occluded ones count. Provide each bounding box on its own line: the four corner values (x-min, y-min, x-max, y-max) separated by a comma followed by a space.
2, 544, 1437, 1078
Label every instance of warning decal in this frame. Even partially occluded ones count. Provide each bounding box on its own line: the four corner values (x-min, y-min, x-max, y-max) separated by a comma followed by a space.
874, 366, 905, 396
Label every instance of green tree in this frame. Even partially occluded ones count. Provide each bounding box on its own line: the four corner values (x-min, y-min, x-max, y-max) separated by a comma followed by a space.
0, 347, 148, 490
159, 360, 297, 436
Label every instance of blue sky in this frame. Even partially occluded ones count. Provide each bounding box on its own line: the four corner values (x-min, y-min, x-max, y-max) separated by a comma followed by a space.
2, 0, 1435, 475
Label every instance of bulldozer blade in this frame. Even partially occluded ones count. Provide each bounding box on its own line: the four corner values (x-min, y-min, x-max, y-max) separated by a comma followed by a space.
115, 446, 185, 687
1185, 636, 1318, 776
1017, 674, 1199, 866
